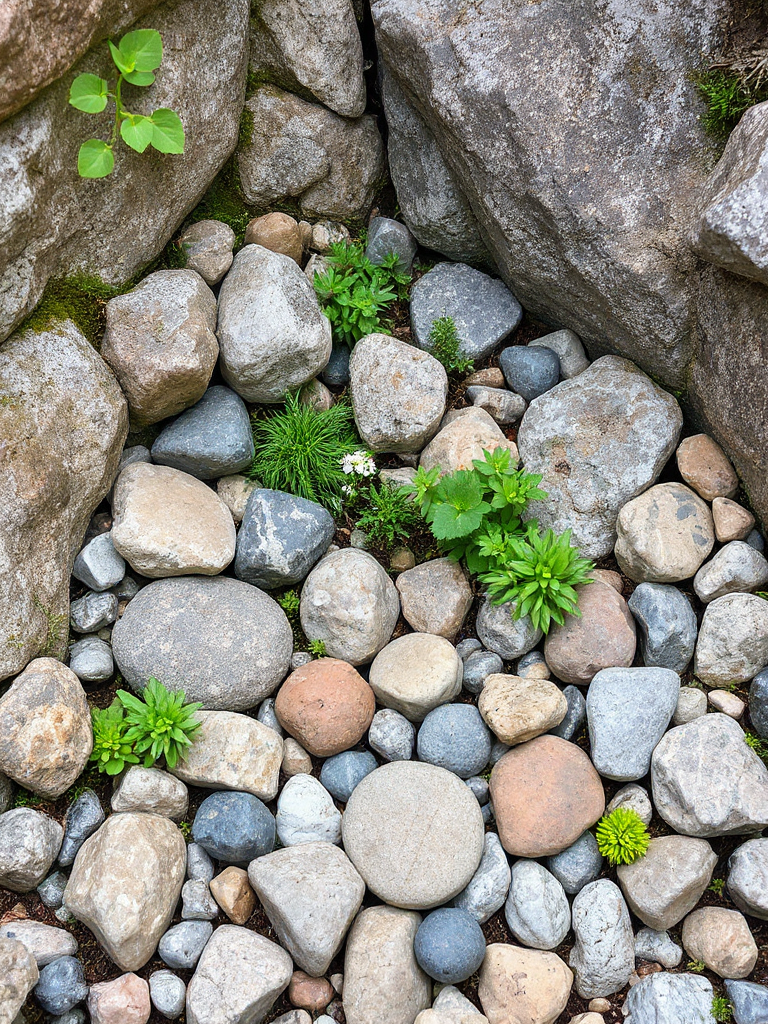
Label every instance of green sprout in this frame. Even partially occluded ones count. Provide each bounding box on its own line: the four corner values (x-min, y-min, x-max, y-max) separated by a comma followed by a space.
595, 808, 651, 867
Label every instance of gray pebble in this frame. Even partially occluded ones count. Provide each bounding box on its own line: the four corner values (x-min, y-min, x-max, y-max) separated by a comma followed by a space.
606, 783, 653, 826
463, 650, 504, 694
111, 575, 140, 601
417, 704, 492, 778
186, 843, 215, 883
150, 969, 186, 1019
291, 652, 313, 670
414, 908, 486, 984
37, 871, 69, 909
34, 956, 87, 1015
192, 791, 275, 863
365, 217, 417, 272
455, 638, 483, 661
548, 684, 586, 741
320, 343, 350, 387
465, 777, 489, 805
499, 345, 560, 401
634, 927, 683, 968
72, 533, 125, 592
368, 708, 415, 761
747, 530, 766, 553
627, 582, 697, 674
452, 831, 510, 923
517, 649, 550, 679
481, 802, 495, 825
158, 920, 213, 969
181, 878, 219, 920
749, 669, 768, 739
257, 697, 284, 736
46, 1011, 87, 1024
320, 751, 378, 802
504, 859, 570, 950
546, 831, 602, 895
724, 979, 768, 1024
58, 791, 104, 867
489, 740, 510, 766
69, 591, 118, 633
68, 637, 114, 683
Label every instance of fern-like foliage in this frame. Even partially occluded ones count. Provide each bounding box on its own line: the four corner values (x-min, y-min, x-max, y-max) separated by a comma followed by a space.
356, 482, 423, 549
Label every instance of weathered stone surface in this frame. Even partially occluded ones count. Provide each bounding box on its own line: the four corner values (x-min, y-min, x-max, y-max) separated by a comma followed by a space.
617, 836, 716, 931
151, 386, 253, 480
158, 921, 212, 970
111, 767, 189, 820
72, 532, 125, 592
64, 813, 186, 971
0, 919, 77, 967
677, 433, 739, 502
724, 978, 768, 1024
517, 358, 682, 560
682, 907, 758, 979
476, 596, 542, 662
59, 789, 105, 867
0, 935, 38, 1022
395, 558, 472, 638
570, 880, 634, 999
366, 217, 418, 272
504, 860, 570, 951
179, 219, 235, 285
217, 474, 258, 525
245, 212, 304, 265
466, 385, 526, 425
727, 838, 768, 920
276, 774, 342, 847
478, 943, 572, 1024
627, 583, 697, 673
623, 972, 714, 1024
605, 784, 653, 826
693, 541, 768, 603
529, 330, 590, 380
453, 832, 511, 924
87, 973, 151, 1024
634, 929, 683, 969
544, 581, 636, 686
0, 658, 91, 798
249, 842, 365, 977
479, 674, 567, 746
112, 576, 292, 711
420, 407, 518, 476
210, 866, 256, 925
694, 593, 768, 688
0, 809, 62, 892
369, 633, 463, 722
545, 832, 602, 896
713, 497, 756, 543
0, 322, 127, 681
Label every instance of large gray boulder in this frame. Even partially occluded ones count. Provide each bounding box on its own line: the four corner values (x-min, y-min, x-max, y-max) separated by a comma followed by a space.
623, 972, 715, 1024
0, 321, 128, 681
0, 0, 249, 342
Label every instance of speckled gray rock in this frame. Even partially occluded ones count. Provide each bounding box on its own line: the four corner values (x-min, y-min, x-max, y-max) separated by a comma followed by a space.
158, 921, 213, 970
179, 220, 235, 286
545, 832, 602, 896
149, 969, 186, 1020
369, 633, 463, 722
728, 838, 768, 920
72, 533, 125, 592
414, 908, 486, 984
673, 686, 708, 726
33, 956, 87, 1016
652, 714, 768, 836
186, 845, 214, 884
320, 751, 378, 803
350, 334, 448, 453
628, 583, 698, 673
69, 591, 118, 633
275, 774, 341, 847
466, 776, 490, 804
0, 920, 77, 967
623, 972, 714, 1023
504, 859, 570, 950
529, 329, 590, 379
586, 667, 680, 781
452, 831, 511, 924
617, 835, 717, 930
112, 576, 292, 711
606, 783, 653, 825
0, 772, 13, 814
476, 596, 543, 661
417, 704, 492, 778
368, 708, 415, 761
248, 841, 365, 976
499, 345, 560, 402
365, 217, 417, 271
151, 386, 254, 480
749, 669, 768, 738
192, 791, 275, 863
410, 262, 522, 361
456, 638, 483, 661
37, 871, 68, 909
257, 697, 284, 736
724, 978, 768, 1024
465, 385, 526, 425
300, 549, 400, 665
68, 637, 114, 683
569, 879, 634, 998
634, 928, 683, 969
181, 878, 219, 921
549, 685, 586, 741
58, 790, 104, 867
234, 489, 334, 590
0, 936, 38, 1022
0, 809, 62, 892
517, 357, 683, 560
694, 541, 768, 603
111, 766, 189, 820
395, 558, 473, 639
463, 650, 504, 695
695, 593, 768, 688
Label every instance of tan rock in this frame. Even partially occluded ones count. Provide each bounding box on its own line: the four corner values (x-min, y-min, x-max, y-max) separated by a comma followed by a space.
87, 972, 150, 1024
420, 406, 518, 475
478, 674, 567, 745
681, 907, 757, 979
110, 766, 188, 820
282, 738, 313, 777
112, 463, 236, 577
369, 633, 463, 723
300, 378, 334, 413
390, 547, 416, 573
0, 658, 92, 799
478, 943, 572, 1024
712, 497, 755, 542
245, 212, 304, 264
588, 1000, 611, 1014
395, 558, 473, 638
217, 474, 259, 524
465, 367, 507, 388
310, 220, 352, 253
275, 658, 376, 756
708, 689, 745, 718
491, 735, 605, 857
616, 835, 717, 930
0, 935, 39, 1023
544, 581, 636, 686
288, 971, 334, 1013
210, 866, 256, 925
591, 569, 623, 593
677, 434, 739, 501
570, 1015, 604, 1024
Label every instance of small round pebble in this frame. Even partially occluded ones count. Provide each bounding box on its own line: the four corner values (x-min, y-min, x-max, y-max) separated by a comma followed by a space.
158, 921, 213, 969
606, 783, 653, 826
708, 689, 745, 719
68, 637, 114, 683
192, 791, 275, 863
463, 650, 504, 694
150, 969, 186, 1019
34, 955, 88, 1015
465, 777, 490, 805
499, 345, 560, 401
673, 686, 708, 726
455, 638, 483, 661
37, 870, 69, 909
546, 831, 603, 895
517, 650, 550, 680
417, 704, 492, 778
414, 908, 487, 983
368, 708, 415, 761
320, 751, 379, 802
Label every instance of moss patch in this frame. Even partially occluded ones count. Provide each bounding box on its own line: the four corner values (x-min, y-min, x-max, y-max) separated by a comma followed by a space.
21, 274, 130, 348
188, 157, 254, 248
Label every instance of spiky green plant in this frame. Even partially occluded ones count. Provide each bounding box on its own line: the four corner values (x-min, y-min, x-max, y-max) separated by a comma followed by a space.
708, 877, 726, 896
711, 995, 733, 1022
90, 702, 140, 775
355, 482, 423, 549
696, 69, 768, 141
277, 590, 301, 617
427, 316, 474, 375
117, 677, 202, 770
595, 808, 651, 866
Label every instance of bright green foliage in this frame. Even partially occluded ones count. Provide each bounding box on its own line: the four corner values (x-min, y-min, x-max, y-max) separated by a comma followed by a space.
356, 482, 422, 549
69, 28, 185, 177
277, 590, 301, 617
711, 995, 733, 1022
116, 677, 202, 770
708, 877, 726, 896
595, 808, 651, 867
687, 959, 707, 973
90, 702, 140, 775
250, 392, 360, 510
744, 732, 768, 759
178, 820, 193, 839
696, 69, 768, 142
309, 639, 327, 658
428, 316, 474, 375
313, 240, 409, 348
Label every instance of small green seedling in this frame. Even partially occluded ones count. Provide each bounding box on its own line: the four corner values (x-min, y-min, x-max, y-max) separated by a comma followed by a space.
687, 959, 707, 973
69, 29, 184, 177
711, 994, 733, 1021
277, 590, 301, 617
308, 639, 327, 658
595, 808, 650, 866
708, 877, 726, 896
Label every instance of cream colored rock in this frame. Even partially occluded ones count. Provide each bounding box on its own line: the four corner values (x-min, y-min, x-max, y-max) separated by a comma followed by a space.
420, 406, 518, 475
617, 836, 717, 930
395, 558, 473, 638
282, 738, 313, 777
708, 689, 745, 718
713, 497, 756, 542
479, 675, 567, 745
478, 943, 572, 1024
681, 907, 758, 979
676, 434, 739, 501
570, 1015, 604, 1024
245, 212, 304, 264
0, 936, 38, 1023
170, 711, 283, 801
111, 766, 189, 820
217, 474, 258, 524
112, 463, 236, 577
369, 633, 463, 722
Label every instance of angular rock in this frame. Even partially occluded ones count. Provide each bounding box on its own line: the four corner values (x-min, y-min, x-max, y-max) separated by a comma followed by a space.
634, 928, 683, 969
545, 832, 603, 896
605, 783, 653, 826
713, 497, 756, 543
549, 684, 587, 742
179, 219, 235, 286
466, 385, 526, 425
87, 973, 150, 1024
0, 809, 62, 892
617, 836, 717, 931
69, 591, 118, 633
682, 907, 757, 979
181, 879, 219, 921
420, 407, 519, 476
694, 592, 768, 688
478, 943, 572, 1024
72, 533, 125, 592
727, 838, 768, 920
676, 433, 740, 501
0, 935, 38, 1022
452, 832, 511, 924
0, 920, 77, 967
158, 921, 212, 971
395, 558, 473, 639
173, 712, 282, 800
529, 330, 590, 379
111, 767, 189, 820
281, 738, 313, 777
186, 844, 214, 884
724, 978, 768, 1024
217, 474, 258, 525
504, 860, 570, 951
622, 972, 714, 1023
628, 583, 697, 673
476, 596, 543, 661
694, 541, 768, 603
570, 880, 634, 999
479, 674, 567, 746
368, 708, 415, 761
209, 866, 256, 925
276, 774, 342, 847
33, 955, 88, 1016
59, 789, 105, 867
369, 633, 463, 722
544, 581, 636, 686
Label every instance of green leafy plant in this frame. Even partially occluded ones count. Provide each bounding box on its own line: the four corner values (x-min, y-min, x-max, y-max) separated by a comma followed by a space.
687, 959, 707, 973
745, 731, 768, 759
250, 392, 360, 510
695, 69, 768, 142
595, 808, 651, 867
708, 877, 726, 896
90, 702, 140, 775
308, 639, 327, 658
69, 29, 185, 178
711, 995, 733, 1022
178, 820, 193, 840
116, 677, 202, 770
428, 316, 474, 375
355, 482, 423, 549
277, 590, 301, 617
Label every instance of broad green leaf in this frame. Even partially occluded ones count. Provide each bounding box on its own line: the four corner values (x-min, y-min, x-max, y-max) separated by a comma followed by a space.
77, 139, 114, 178
149, 108, 185, 153
69, 73, 109, 113
109, 39, 133, 73
123, 69, 155, 87
120, 113, 154, 153
119, 28, 163, 71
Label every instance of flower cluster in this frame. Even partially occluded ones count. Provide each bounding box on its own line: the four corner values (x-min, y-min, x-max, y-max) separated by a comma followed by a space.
341, 450, 377, 499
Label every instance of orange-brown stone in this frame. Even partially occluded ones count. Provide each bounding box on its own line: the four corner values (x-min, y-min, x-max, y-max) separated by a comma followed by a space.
209, 866, 256, 925
288, 970, 334, 1013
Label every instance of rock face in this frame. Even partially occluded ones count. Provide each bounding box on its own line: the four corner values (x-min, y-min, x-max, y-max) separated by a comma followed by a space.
623, 972, 715, 1024
0, 658, 92, 798
112, 576, 292, 711
478, 943, 572, 1024
617, 836, 717, 930
395, 558, 473, 638
0, 322, 128, 681
516, 358, 682, 559
0, 809, 62, 892
64, 813, 186, 971
0, 0, 249, 343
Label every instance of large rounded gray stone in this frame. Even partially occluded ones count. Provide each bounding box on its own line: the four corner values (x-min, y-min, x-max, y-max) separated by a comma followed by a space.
569, 879, 634, 999
617, 835, 717, 930
504, 859, 570, 951
694, 593, 768, 688
0, 809, 62, 893
623, 972, 714, 1023
112, 576, 292, 711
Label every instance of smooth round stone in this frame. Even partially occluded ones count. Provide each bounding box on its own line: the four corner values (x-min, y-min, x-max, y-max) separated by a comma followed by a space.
456, 638, 483, 661
320, 342, 351, 386
158, 921, 213, 970
479, 944, 572, 1024
617, 835, 717, 931
0, 809, 63, 892
58, 789, 105, 866
150, 969, 186, 1019
369, 633, 463, 722
634, 928, 683, 968
676, 433, 738, 502
69, 591, 118, 633
395, 558, 473, 639
463, 650, 503, 694
151, 386, 254, 480
749, 669, 768, 739
275, 774, 342, 846
673, 685, 708, 726
627, 582, 697, 673
693, 541, 768, 604
570, 880, 634, 998
342, 762, 485, 909
368, 708, 415, 761
476, 596, 542, 661
709, 688, 745, 718
606, 783, 653, 826
68, 637, 114, 683
72, 532, 126, 592
548, 684, 586, 741
713, 497, 755, 543
517, 650, 550, 680
546, 831, 603, 895
245, 212, 303, 264
34, 955, 87, 1015
452, 831, 511, 924
499, 345, 560, 401
728, 838, 768, 919
417, 704, 492, 778
694, 593, 768, 688
414, 909, 486, 983
504, 859, 570, 950
479, 674, 567, 745
319, 751, 378, 803
529, 329, 589, 378
192, 792, 275, 863
682, 907, 758, 979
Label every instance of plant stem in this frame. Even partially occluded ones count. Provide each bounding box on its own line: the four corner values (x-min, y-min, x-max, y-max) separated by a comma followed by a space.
109, 74, 124, 148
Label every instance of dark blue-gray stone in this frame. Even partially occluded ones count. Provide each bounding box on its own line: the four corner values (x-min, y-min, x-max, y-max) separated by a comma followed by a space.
455, 638, 483, 661
319, 751, 378, 802
499, 345, 560, 401
465, 776, 490, 804
34, 956, 87, 1015
413, 908, 486, 983
320, 343, 350, 386
628, 582, 698, 673
546, 831, 602, 895
192, 791, 275, 863
747, 529, 765, 553
750, 669, 768, 740
549, 684, 586, 741
158, 920, 213, 969
234, 488, 335, 590
410, 262, 523, 361
725, 979, 768, 1024
416, 703, 492, 778
365, 216, 417, 271
151, 386, 254, 480
37, 870, 69, 909
58, 790, 104, 867
462, 649, 503, 695
69, 591, 118, 633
